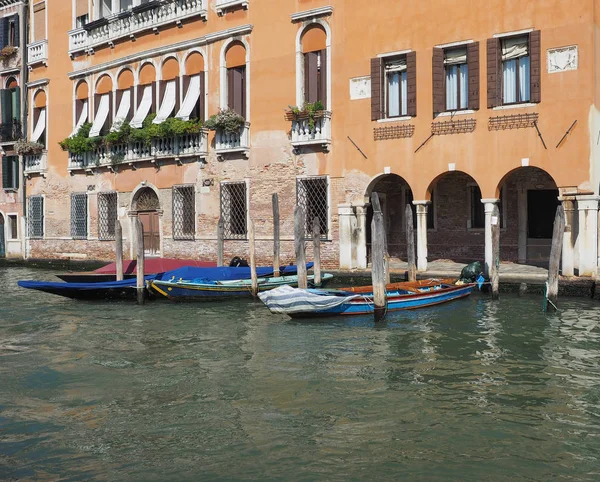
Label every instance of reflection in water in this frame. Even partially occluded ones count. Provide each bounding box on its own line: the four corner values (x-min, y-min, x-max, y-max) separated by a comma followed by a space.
1, 267, 600, 480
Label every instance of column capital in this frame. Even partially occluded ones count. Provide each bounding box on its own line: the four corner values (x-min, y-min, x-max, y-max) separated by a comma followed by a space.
576, 195, 599, 211
412, 200, 430, 206
480, 198, 499, 204
337, 203, 354, 216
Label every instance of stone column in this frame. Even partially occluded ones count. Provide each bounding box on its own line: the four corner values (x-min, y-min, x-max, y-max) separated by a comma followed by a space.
413, 201, 429, 272
338, 203, 354, 270
482, 198, 500, 276
561, 198, 576, 277
355, 205, 367, 269
517, 187, 527, 264
576, 195, 599, 277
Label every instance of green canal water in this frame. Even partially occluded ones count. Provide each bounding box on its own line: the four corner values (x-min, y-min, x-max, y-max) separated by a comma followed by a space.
1, 267, 600, 481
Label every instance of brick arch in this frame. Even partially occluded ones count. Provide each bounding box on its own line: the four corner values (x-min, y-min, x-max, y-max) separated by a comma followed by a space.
364, 173, 414, 203
496, 166, 558, 198
423, 169, 482, 201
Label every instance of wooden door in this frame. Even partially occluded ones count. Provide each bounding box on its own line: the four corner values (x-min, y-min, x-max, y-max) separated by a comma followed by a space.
138, 211, 160, 256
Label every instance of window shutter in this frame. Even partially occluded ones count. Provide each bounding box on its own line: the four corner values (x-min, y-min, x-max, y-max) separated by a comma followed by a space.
467, 42, 480, 110
530, 30, 541, 103
0, 89, 10, 124
319, 49, 327, 108
432, 47, 444, 114
13, 14, 19, 47
227, 68, 234, 111
2, 156, 10, 189
241, 66, 246, 119
0, 17, 8, 49
199, 71, 205, 121
10, 157, 18, 190
487, 38, 501, 108
12, 86, 20, 121
304, 52, 318, 104
406, 51, 417, 117
370, 57, 383, 121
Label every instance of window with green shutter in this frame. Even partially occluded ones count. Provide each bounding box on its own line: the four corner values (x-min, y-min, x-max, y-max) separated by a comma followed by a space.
2, 156, 18, 190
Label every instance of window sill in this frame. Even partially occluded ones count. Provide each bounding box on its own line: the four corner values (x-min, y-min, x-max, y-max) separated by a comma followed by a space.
435, 110, 475, 118
2, 188, 18, 192
492, 103, 536, 111
377, 116, 412, 123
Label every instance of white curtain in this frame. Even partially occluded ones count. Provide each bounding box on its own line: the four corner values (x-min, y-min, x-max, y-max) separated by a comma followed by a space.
502, 35, 530, 103
175, 75, 201, 120
153, 80, 177, 124
400, 71, 408, 116
31, 108, 46, 142
503, 59, 517, 104
519, 56, 530, 102
112, 90, 131, 130
89, 94, 109, 137
70, 100, 88, 137
444, 47, 468, 111
446, 66, 458, 111
130, 85, 152, 128
459, 67, 468, 109
387, 72, 400, 117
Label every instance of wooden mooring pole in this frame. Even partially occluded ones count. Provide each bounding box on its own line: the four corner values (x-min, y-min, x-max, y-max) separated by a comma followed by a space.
371, 192, 387, 321
405, 204, 416, 282
272, 194, 280, 277
294, 206, 307, 289
135, 217, 145, 305
217, 217, 224, 267
546, 204, 565, 311
491, 204, 500, 300
313, 217, 322, 287
115, 219, 123, 281
248, 219, 258, 298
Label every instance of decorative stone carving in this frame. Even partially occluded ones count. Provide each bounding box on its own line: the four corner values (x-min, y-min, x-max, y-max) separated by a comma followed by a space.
133, 187, 160, 212
547, 46, 578, 74
350, 76, 371, 100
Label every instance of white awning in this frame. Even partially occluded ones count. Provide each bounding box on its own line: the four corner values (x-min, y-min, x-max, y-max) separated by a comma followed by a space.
385, 58, 406, 73
31, 108, 46, 142
130, 85, 153, 128
175, 75, 201, 121
153, 80, 177, 124
70, 101, 87, 137
111, 90, 131, 131
444, 47, 467, 65
89, 94, 110, 137
502, 36, 529, 61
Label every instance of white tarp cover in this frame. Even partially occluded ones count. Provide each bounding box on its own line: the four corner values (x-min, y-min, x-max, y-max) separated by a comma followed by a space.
111, 90, 131, 130
502, 36, 529, 61
175, 75, 201, 120
444, 47, 467, 65
153, 80, 177, 124
130, 85, 153, 128
88, 94, 109, 137
31, 108, 46, 142
258, 285, 358, 315
71, 101, 88, 137
385, 58, 407, 72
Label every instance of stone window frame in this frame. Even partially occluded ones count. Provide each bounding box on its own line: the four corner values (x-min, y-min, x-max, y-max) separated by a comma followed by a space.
7, 212, 18, 240
296, 174, 331, 240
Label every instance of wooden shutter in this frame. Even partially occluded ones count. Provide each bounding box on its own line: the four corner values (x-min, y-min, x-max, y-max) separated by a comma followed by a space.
9, 157, 18, 190
432, 47, 444, 114
12, 86, 20, 121
319, 49, 327, 108
0, 17, 7, 49
467, 42, 480, 110
486, 37, 501, 108
406, 51, 417, 117
0, 89, 11, 124
199, 71, 205, 121
304, 52, 318, 104
370, 57, 383, 121
227, 68, 234, 111
2, 156, 10, 189
229, 67, 245, 117
13, 14, 19, 47
530, 30, 541, 103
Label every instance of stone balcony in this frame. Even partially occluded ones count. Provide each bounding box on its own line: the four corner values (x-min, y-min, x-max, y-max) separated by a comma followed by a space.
216, 0, 249, 15
68, 131, 208, 171
290, 111, 332, 152
24, 151, 48, 176
214, 122, 250, 156
68, 0, 207, 57
27, 39, 48, 67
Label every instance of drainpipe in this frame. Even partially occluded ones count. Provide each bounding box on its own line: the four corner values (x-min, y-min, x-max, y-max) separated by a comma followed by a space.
20, 0, 29, 259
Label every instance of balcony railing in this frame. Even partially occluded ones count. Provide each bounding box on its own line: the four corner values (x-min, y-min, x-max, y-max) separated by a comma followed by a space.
24, 151, 47, 175
68, 0, 207, 56
27, 39, 48, 66
214, 122, 250, 154
0, 121, 22, 143
290, 111, 332, 151
216, 0, 249, 15
68, 130, 208, 170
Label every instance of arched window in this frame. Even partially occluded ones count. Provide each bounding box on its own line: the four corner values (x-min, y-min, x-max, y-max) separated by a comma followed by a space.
89, 74, 113, 137
153, 57, 180, 124
300, 25, 327, 106
114, 69, 134, 129
176, 51, 205, 121
72, 80, 89, 136
31, 89, 46, 147
131, 62, 156, 128
224, 42, 247, 118
1, 77, 20, 139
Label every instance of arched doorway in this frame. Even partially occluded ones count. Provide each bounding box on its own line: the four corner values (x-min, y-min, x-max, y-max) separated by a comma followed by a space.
497, 167, 558, 265
365, 174, 413, 263
131, 187, 161, 257
0, 214, 5, 258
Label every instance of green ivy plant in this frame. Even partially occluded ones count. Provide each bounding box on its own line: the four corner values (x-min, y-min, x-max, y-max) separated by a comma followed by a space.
286, 101, 325, 131
204, 109, 246, 134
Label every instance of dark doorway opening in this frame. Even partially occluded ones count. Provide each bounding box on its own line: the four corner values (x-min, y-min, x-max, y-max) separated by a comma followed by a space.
527, 189, 559, 239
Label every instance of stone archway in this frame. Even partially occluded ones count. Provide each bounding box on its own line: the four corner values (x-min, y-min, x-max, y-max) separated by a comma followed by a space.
131, 187, 161, 257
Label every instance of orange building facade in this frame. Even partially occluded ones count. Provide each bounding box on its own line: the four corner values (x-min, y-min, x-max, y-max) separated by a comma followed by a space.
3, 0, 599, 276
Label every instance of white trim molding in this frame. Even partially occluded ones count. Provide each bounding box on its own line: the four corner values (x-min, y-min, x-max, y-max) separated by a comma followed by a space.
216, 0, 248, 16
493, 28, 534, 38
377, 49, 412, 58
291, 6, 333, 22
26, 78, 49, 88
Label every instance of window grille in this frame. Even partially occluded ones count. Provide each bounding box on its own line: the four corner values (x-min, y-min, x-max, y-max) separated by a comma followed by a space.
220, 181, 247, 240
173, 185, 195, 240
27, 195, 43, 238
70, 193, 88, 239
296, 176, 328, 239
98, 191, 118, 241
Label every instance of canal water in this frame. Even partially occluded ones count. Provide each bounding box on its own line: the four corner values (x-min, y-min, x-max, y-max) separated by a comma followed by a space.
1, 267, 600, 481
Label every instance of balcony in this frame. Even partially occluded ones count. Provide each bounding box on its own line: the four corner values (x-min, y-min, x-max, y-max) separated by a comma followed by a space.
68, 130, 208, 171
214, 122, 250, 156
216, 0, 249, 15
68, 0, 207, 57
27, 39, 48, 67
24, 151, 47, 176
0, 121, 22, 143
290, 111, 332, 152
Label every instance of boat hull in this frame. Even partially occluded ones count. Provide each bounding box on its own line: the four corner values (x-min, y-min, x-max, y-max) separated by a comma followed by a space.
150, 274, 333, 301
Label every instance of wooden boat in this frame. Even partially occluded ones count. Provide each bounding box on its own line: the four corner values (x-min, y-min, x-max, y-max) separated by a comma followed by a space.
258, 279, 475, 318
149, 273, 334, 301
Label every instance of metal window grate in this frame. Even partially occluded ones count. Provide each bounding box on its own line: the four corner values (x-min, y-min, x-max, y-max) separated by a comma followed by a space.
220, 182, 247, 240
296, 176, 328, 239
173, 185, 195, 240
98, 191, 118, 241
27, 195, 43, 238
71, 193, 88, 239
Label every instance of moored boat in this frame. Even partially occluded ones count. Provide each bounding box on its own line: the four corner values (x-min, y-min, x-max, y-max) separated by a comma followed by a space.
149, 273, 334, 301
258, 279, 475, 318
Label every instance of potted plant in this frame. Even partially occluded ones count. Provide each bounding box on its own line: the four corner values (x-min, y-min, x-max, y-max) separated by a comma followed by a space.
284, 100, 325, 132
15, 139, 44, 156
204, 108, 245, 135
0, 46, 18, 60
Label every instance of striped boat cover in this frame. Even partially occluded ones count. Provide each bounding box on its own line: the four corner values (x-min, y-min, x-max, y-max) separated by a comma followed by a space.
258, 285, 358, 314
